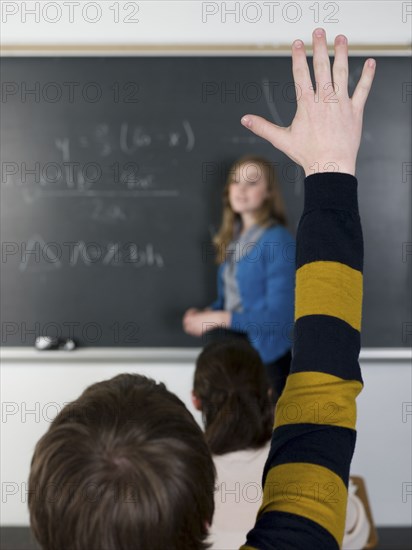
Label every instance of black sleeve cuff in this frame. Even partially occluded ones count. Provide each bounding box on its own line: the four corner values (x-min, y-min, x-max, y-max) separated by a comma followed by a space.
303, 172, 359, 214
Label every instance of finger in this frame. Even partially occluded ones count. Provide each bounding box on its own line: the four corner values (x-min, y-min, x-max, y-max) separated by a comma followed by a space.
351, 58, 376, 113
241, 114, 289, 152
186, 308, 199, 317
291, 39, 312, 98
332, 34, 349, 99
312, 28, 332, 98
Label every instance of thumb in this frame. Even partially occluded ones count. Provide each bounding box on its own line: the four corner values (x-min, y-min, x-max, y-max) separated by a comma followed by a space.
241, 115, 289, 153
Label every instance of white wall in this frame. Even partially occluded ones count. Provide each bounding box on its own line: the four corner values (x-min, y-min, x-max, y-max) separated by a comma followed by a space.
351, 360, 412, 527
1, 0, 411, 529
1, 353, 412, 526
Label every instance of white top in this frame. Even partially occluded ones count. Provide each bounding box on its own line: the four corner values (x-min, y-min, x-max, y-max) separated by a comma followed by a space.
208, 443, 271, 550
207, 445, 370, 550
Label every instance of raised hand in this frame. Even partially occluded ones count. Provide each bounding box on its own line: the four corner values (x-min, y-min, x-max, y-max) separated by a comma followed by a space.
241, 28, 376, 177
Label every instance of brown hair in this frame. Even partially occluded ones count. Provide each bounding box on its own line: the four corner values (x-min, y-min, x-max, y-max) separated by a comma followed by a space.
28, 373, 216, 550
213, 155, 288, 264
193, 339, 273, 455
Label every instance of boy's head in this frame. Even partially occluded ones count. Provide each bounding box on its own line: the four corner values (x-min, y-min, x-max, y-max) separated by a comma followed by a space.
28, 373, 216, 550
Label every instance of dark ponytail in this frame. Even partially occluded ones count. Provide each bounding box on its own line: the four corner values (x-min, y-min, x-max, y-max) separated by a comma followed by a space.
194, 340, 273, 455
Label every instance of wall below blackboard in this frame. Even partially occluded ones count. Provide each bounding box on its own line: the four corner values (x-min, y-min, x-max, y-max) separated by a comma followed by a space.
1, 354, 411, 526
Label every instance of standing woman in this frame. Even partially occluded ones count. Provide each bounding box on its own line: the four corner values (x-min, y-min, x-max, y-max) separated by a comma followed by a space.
183, 155, 295, 403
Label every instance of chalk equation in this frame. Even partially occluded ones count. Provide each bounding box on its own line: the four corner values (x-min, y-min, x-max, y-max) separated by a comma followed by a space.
1, 159, 181, 201
1, 120, 194, 197
2, 236, 165, 271
58, 120, 195, 158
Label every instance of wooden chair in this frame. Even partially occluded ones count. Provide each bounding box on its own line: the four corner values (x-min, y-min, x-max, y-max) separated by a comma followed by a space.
349, 476, 378, 549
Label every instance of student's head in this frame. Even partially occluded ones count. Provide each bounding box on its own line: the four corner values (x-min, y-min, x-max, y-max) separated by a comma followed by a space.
28, 373, 216, 550
214, 155, 288, 263
192, 339, 273, 455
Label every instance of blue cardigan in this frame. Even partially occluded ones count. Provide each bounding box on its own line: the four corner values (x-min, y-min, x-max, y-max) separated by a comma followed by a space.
209, 225, 296, 364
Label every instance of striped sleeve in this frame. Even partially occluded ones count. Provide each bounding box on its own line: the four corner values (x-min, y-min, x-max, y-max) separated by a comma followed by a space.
240, 172, 364, 550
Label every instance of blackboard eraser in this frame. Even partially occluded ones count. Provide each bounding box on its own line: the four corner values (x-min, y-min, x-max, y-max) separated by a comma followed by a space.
34, 336, 59, 350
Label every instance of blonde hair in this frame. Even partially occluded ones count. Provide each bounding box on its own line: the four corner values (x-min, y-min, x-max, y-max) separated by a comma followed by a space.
213, 155, 288, 264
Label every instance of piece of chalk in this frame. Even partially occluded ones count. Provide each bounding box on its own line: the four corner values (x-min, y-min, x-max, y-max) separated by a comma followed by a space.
61, 339, 76, 351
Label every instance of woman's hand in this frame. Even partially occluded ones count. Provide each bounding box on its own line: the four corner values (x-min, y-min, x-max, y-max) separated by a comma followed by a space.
183, 308, 200, 319
241, 28, 376, 177
183, 310, 231, 337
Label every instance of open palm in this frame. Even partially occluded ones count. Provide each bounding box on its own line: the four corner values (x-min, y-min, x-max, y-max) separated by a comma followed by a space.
241, 28, 376, 177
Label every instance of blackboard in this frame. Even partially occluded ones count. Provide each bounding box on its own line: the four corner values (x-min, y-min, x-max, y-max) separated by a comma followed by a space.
1, 56, 410, 347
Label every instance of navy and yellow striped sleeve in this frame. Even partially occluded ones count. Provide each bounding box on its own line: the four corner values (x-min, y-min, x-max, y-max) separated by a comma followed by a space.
241, 172, 364, 550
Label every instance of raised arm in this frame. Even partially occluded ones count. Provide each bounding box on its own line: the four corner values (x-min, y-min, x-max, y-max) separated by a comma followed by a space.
239, 28, 375, 549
